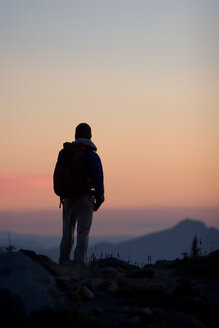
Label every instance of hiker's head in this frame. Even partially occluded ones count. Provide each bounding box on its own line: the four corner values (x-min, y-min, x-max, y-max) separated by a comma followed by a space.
75, 123, 92, 140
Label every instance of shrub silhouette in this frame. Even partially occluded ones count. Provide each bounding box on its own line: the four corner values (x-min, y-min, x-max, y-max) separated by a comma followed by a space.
191, 235, 200, 258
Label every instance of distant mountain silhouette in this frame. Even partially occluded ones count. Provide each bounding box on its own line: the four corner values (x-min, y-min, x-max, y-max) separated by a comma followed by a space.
0, 231, 61, 252
88, 219, 219, 264
0, 231, 131, 262
1, 219, 218, 264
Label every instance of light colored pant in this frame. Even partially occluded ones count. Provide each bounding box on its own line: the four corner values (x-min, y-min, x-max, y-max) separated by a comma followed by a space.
59, 194, 93, 264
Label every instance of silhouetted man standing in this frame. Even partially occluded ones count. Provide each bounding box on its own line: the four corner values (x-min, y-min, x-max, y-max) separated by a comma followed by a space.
59, 123, 104, 265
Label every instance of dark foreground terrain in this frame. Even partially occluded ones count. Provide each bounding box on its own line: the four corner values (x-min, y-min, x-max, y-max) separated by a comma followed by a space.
0, 250, 219, 328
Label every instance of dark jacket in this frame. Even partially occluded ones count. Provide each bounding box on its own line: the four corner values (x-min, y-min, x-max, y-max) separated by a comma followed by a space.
74, 138, 104, 204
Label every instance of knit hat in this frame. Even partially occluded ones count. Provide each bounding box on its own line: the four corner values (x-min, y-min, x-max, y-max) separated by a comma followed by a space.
75, 123, 92, 140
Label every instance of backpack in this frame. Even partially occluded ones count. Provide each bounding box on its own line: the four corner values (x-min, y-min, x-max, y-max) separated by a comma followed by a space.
53, 142, 90, 205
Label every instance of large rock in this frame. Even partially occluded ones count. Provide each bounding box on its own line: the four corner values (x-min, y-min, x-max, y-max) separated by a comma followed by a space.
0, 251, 59, 313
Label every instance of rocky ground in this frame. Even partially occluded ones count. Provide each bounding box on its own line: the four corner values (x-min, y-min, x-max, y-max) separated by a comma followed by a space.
0, 250, 219, 328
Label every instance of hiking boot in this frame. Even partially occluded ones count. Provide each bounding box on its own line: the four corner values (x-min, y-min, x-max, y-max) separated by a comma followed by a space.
59, 259, 74, 266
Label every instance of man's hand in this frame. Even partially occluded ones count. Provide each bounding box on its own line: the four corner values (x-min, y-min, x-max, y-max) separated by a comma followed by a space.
93, 196, 103, 211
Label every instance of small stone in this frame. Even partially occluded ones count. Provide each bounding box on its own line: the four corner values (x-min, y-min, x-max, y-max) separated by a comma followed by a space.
141, 307, 153, 315
96, 280, 111, 290
107, 282, 118, 292
190, 317, 207, 328
127, 269, 155, 279
92, 307, 103, 315
123, 307, 131, 313
81, 286, 95, 300
129, 316, 140, 324
100, 266, 118, 274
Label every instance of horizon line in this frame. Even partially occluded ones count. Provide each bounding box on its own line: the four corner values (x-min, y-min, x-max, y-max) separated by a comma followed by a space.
1, 206, 219, 213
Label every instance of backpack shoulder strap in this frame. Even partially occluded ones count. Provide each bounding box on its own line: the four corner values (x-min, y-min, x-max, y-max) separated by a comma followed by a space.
73, 143, 86, 169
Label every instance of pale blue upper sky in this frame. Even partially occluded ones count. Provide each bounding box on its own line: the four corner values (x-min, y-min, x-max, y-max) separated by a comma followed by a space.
1, 0, 218, 72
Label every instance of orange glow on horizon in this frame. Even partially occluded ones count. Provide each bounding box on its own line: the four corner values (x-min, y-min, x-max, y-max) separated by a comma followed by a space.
0, 170, 218, 211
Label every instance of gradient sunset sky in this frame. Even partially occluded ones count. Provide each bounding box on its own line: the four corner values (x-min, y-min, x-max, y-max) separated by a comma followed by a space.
0, 1, 219, 231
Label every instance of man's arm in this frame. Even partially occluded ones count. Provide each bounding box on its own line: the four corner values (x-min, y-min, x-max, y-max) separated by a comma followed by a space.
90, 152, 104, 211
